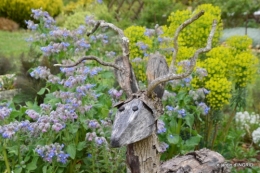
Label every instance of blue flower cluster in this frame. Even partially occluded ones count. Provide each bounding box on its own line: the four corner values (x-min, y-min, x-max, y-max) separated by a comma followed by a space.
198, 102, 210, 115
35, 143, 70, 164
157, 119, 166, 134
0, 106, 12, 120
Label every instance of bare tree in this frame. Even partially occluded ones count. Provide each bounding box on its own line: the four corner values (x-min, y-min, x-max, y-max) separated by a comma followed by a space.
55, 11, 228, 173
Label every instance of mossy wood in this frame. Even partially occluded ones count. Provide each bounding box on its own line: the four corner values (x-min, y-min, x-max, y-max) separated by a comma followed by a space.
55, 11, 228, 173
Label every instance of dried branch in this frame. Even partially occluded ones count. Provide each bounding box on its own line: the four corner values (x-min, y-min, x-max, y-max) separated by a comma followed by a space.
54, 55, 123, 71
169, 11, 205, 73
147, 19, 217, 97
86, 21, 100, 36
98, 21, 133, 96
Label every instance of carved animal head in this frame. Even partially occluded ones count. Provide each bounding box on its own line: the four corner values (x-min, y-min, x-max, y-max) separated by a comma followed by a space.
110, 98, 155, 148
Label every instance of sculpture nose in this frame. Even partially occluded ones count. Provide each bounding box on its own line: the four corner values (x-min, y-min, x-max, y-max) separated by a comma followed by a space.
110, 137, 120, 148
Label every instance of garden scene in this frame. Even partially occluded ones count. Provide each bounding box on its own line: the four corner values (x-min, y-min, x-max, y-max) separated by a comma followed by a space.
1, 0, 260, 172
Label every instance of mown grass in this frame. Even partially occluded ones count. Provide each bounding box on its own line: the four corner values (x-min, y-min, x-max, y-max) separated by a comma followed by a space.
0, 30, 31, 57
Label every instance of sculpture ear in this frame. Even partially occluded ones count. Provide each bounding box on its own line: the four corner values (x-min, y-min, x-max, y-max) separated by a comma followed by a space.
114, 56, 139, 94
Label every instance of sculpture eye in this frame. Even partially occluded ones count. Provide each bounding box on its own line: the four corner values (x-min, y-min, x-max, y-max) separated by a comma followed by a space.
119, 106, 125, 112
132, 106, 138, 111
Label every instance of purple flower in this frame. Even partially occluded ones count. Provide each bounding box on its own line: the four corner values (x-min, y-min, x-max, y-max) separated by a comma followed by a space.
35, 143, 69, 164
198, 102, 210, 115
165, 105, 174, 111
108, 88, 123, 99
0, 107, 12, 120
85, 132, 97, 141
88, 120, 100, 129
52, 123, 65, 132
26, 110, 40, 120
159, 142, 169, 153
158, 37, 163, 42
136, 42, 148, 51
57, 152, 70, 164
25, 20, 38, 30
177, 109, 186, 117
144, 28, 155, 37
95, 137, 106, 146
157, 120, 166, 134
97, 0, 103, 3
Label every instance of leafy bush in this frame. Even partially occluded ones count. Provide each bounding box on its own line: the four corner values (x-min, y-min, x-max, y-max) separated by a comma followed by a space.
0, 0, 63, 27
0, 9, 125, 172
163, 4, 223, 49
0, 56, 16, 75
136, 0, 185, 28
63, 0, 93, 14
63, 10, 91, 30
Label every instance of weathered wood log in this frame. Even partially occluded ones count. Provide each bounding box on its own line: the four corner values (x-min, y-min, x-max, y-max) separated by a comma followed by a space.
161, 148, 229, 173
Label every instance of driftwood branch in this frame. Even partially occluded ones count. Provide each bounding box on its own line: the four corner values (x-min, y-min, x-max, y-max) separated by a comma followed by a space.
147, 19, 217, 97
170, 10, 205, 73
54, 55, 123, 70
98, 21, 133, 96
86, 21, 100, 36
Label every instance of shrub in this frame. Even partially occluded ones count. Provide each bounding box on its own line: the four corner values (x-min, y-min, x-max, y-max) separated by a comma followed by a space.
0, 56, 16, 75
63, 0, 93, 14
61, 2, 116, 29
63, 10, 91, 30
0, 17, 19, 32
136, 0, 185, 28
0, 0, 63, 27
163, 4, 223, 49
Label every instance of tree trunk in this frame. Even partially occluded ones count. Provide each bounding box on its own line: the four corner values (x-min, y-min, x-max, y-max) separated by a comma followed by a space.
126, 134, 161, 173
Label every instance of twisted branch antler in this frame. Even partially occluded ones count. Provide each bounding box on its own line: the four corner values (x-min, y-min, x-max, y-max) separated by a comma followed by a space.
147, 13, 217, 97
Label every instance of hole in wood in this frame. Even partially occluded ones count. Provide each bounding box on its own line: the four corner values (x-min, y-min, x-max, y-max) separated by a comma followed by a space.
119, 106, 125, 112
132, 106, 138, 111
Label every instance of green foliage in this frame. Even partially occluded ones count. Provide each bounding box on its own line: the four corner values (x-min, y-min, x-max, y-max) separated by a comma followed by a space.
63, 0, 93, 14
0, 0, 63, 27
60, 2, 116, 30
194, 0, 260, 27
63, 10, 91, 30
205, 77, 231, 109
0, 56, 16, 75
124, 26, 153, 82
163, 4, 223, 49
226, 35, 252, 52
0, 30, 30, 57
137, 0, 185, 28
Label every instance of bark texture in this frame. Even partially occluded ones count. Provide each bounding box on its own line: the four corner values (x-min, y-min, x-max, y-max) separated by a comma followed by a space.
161, 148, 229, 173
127, 134, 161, 173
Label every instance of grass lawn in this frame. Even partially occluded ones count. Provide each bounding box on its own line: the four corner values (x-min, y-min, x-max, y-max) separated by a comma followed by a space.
0, 30, 31, 57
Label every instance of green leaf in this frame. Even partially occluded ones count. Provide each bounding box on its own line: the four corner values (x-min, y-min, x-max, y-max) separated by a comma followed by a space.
66, 144, 76, 159
14, 167, 22, 173
184, 113, 194, 128
167, 134, 180, 144
26, 157, 38, 171
37, 87, 46, 95
77, 141, 86, 151
42, 165, 47, 173
185, 135, 201, 146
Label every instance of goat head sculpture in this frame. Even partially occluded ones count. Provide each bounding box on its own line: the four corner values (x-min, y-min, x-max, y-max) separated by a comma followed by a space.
110, 98, 154, 147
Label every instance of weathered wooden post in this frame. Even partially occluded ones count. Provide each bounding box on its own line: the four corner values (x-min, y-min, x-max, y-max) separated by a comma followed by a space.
55, 11, 228, 173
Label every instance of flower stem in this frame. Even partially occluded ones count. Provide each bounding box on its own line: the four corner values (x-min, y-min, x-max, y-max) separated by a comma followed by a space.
3, 142, 11, 173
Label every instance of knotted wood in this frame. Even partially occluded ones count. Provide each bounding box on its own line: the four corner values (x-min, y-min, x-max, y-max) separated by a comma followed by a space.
161, 148, 229, 173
